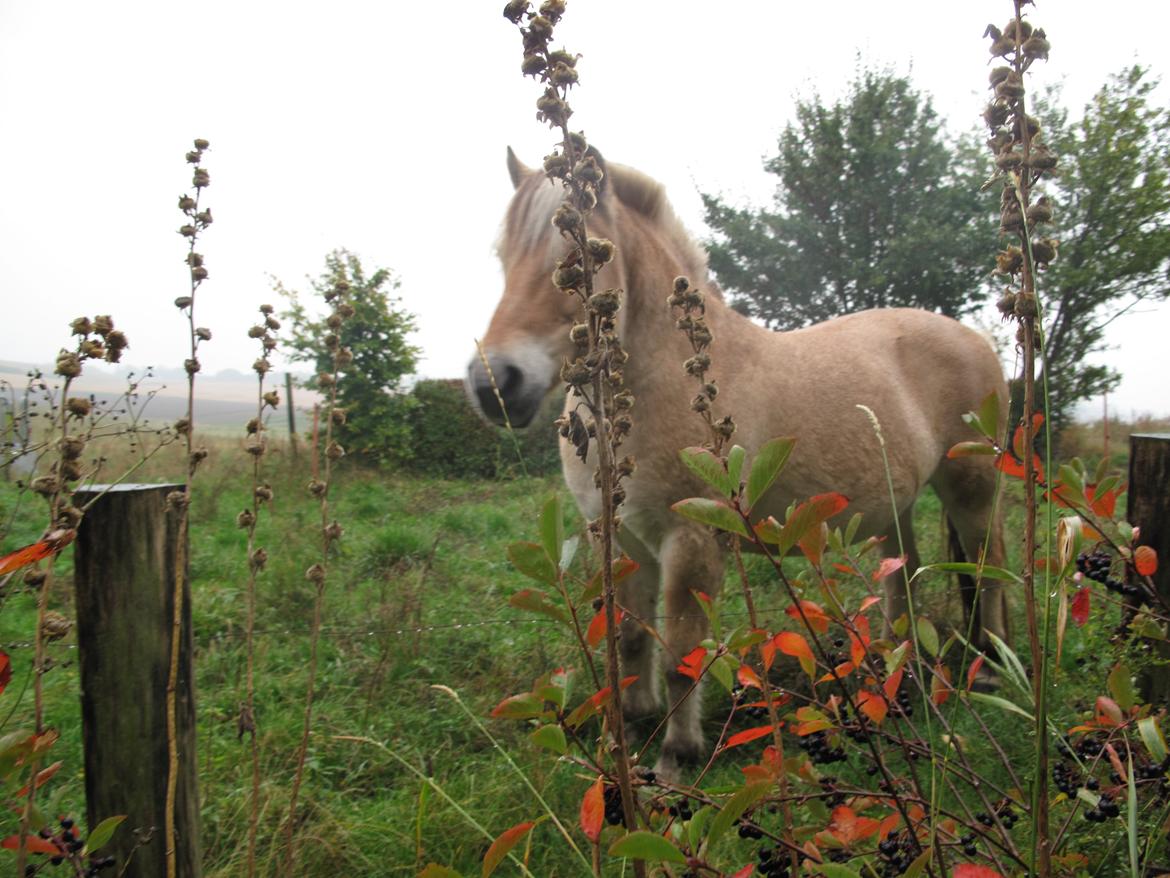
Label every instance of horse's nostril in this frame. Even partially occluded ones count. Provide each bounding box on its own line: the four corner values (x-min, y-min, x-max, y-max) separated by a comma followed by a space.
499, 365, 523, 397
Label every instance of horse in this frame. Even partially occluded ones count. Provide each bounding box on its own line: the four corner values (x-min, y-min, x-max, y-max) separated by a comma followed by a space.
468, 147, 1009, 779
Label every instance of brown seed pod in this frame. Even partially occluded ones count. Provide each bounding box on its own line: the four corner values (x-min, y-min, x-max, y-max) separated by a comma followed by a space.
186, 357, 202, 375
193, 138, 210, 150
1026, 196, 1053, 225
249, 547, 268, 571
988, 66, 1012, 88
325, 441, 345, 460
1015, 292, 1039, 318
307, 479, 327, 498
995, 246, 1024, 275
520, 54, 546, 76
997, 290, 1018, 317
255, 484, 274, 503
56, 505, 84, 529
237, 508, 256, 529
58, 435, 86, 459
305, 563, 326, 584
55, 352, 82, 379
263, 390, 280, 408
166, 490, 190, 510
65, 397, 91, 418
41, 611, 73, 642
70, 317, 93, 335
331, 408, 347, 425
252, 358, 269, 375
1032, 237, 1059, 268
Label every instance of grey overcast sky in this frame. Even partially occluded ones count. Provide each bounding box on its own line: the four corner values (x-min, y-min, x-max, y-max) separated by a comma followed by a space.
1, 1, 1166, 417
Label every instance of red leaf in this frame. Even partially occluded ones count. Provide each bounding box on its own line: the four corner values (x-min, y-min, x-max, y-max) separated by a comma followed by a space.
737, 665, 762, 690
13, 761, 62, 799
827, 805, 881, 845
873, 556, 907, 582
1012, 413, 1045, 458
483, 821, 535, 877
585, 607, 624, 649
1071, 587, 1091, 626
0, 651, 10, 697
953, 865, 1006, 878
760, 637, 777, 672
1096, 696, 1123, 727
931, 664, 952, 706
773, 631, 816, 677
731, 867, 755, 878
786, 600, 830, 634
883, 668, 904, 701
724, 725, 775, 750
0, 530, 76, 576
676, 646, 707, 681
1136, 546, 1158, 577
580, 778, 604, 843
1, 835, 60, 855
966, 656, 985, 691
857, 690, 888, 725
849, 616, 871, 667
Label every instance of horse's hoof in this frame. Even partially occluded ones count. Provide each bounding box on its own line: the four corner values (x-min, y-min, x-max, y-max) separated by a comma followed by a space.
969, 667, 1002, 693
652, 744, 703, 784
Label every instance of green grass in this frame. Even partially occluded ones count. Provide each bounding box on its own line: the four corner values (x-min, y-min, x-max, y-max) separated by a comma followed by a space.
0, 437, 1154, 876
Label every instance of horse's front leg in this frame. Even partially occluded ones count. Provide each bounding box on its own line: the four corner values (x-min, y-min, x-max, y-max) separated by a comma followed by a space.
655, 526, 724, 781
615, 535, 662, 723
880, 507, 921, 639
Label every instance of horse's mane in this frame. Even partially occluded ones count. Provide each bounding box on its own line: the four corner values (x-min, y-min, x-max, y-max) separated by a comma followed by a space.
499, 159, 711, 292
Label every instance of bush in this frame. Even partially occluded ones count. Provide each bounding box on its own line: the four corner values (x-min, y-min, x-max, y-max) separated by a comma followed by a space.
405, 379, 560, 479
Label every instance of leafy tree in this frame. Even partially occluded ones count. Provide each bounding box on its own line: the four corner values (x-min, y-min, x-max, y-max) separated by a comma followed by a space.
703, 68, 996, 330
278, 249, 420, 463
1031, 65, 1170, 429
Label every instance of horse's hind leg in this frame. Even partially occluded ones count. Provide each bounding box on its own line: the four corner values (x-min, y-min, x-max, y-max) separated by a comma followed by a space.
881, 506, 922, 638
655, 526, 724, 781
931, 457, 1010, 657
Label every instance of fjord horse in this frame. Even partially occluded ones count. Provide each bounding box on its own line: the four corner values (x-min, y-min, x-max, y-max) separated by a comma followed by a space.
469, 149, 1009, 778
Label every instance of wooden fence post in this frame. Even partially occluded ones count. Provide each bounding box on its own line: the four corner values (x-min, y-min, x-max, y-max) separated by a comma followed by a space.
285, 372, 298, 459
1129, 434, 1170, 702
72, 484, 202, 877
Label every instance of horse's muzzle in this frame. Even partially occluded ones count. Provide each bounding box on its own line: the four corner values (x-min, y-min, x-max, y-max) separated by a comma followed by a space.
466, 353, 545, 428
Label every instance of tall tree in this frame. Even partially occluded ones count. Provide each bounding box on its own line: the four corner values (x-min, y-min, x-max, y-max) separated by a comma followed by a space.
279, 250, 420, 463
703, 69, 996, 330
1031, 65, 1170, 428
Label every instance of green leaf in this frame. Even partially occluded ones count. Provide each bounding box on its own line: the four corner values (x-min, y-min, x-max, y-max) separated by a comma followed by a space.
559, 535, 579, 572
529, 724, 567, 755
915, 617, 939, 658
671, 498, 749, 538
1108, 662, 1137, 712
507, 542, 558, 585
679, 447, 733, 497
82, 815, 125, 856
965, 690, 1034, 722
539, 494, 564, 569
1138, 716, 1167, 762
902, 849, 932, 878
913, 562, 1022, 584
1127, 752, 1139, 878
708, 782, 770, 848
607, 831, 688, 864
1058, 463, 1085, 504
508, 589, 568, 626
686, 805, 714, 855
726, 445, 746, 492
709, 653, 736, 693
978, 391, 1000, 439
746, 437, 795, 511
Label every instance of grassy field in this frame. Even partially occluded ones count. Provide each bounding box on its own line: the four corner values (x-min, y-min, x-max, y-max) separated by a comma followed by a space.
0, 431, 1146, 875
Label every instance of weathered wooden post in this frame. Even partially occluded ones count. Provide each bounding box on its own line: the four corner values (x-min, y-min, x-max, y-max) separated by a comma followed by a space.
73, 484, 202, 877
1129, 435, 1170, 701
285, 372, 298, 459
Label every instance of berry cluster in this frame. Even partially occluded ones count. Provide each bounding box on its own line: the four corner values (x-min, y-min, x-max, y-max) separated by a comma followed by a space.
1083, 792, 1120, 822
667, 798, 694, 821
799, 730, 846, 765
1076, 549, 1141, 598
876, 831, 917, 876
25, 818, 116, 876
737, 820, 764, 840
602, 784, 623, 826
755, 846, 790, 877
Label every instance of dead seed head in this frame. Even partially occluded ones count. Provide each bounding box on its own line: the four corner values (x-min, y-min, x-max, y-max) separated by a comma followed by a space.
324, 520, 344, 543
587, 237, 615, 265
70, 317, 93, 336
174, 416, 191, 435
573, 156, 603, 185
1015, 291, 1039, 318
317, 371, 335, 388
255, 484, 274, 503
305, 563, 326, 584
178, 195, 197, 211
307, 479, 327, 498
193, 137, 210, 150
552, 204, 583, 235
259, 303, 274, 314
175, 296, 194, 309
65, 397, 91, 418
248, 325, 266, 339
41, 611, 73, 642
252, 358, 270, 375
334, 347, 354, 368
263, 390, 280, 408
192, 168, 210, 188
502, 0, 529, 24
186, 150, 201, 164
58, 435, 86, 459
190, 447, 209, 466
195, 326, 212, 341
55, 351, 82, 379
237, 508, 256, 529
56, 505, 84, 529
570, 323, 589, 344
997, 290, 1018, 317
166, 490, 190, 510
330, 408, 347, 426
185, 357, 202, 375
57, 459, 82, 482
326, 440, 345, 460
180, 224, 197, 238
23, 569, 47, 588
250, 547, 268, 571
521, 54, 546, 76
587, 289, 621, 317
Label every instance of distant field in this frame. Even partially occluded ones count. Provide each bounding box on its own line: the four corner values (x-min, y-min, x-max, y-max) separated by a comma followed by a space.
0, 361, 319, 432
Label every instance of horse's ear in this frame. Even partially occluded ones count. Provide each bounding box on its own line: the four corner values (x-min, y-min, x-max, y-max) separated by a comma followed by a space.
506, 146, 531, 189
